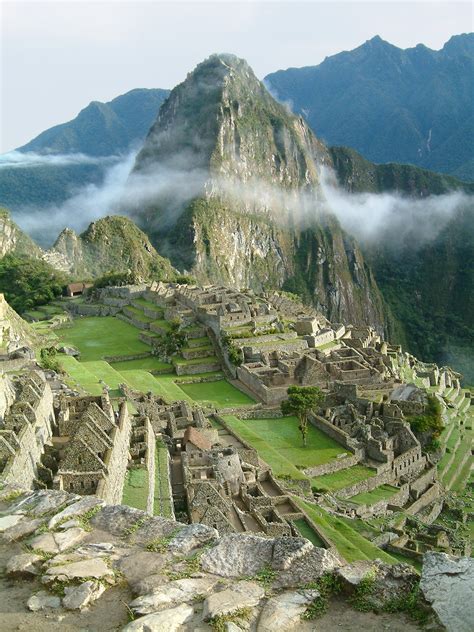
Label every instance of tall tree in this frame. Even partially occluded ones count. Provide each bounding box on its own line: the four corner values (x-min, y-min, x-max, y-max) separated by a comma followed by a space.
281, 385, 324, 447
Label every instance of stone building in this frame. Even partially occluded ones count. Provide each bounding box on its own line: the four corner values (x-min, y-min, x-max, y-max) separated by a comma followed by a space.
54, 394, 131, 504
0, 371, 54, 489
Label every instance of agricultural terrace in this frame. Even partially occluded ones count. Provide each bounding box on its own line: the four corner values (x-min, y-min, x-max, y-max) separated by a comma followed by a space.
55, 316, 149, 360
295, 499, 399, 565
221, 414, 375, 491
54, 316, 255, 409
178, 380, 254, 407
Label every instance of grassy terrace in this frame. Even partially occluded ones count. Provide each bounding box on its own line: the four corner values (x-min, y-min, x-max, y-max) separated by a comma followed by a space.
172, 355, 219, 366
292, 517, 325, 547
311, 464, 375, 493
55, 316, 149, 360
58, 356, 103, 396
178, 380, 255, 408
151, 319, 172, 332
349, 484, 399, 505
82, 361, 124, 391
122, 467, 149, 511
123, 305, 155, 323
111, 357, 173, 372
295, 498, 398, 564
222, 415, 350, 480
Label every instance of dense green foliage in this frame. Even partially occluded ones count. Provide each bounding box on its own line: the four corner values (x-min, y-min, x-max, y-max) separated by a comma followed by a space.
266, 34, 474, 180
220, 332, 243, 366
407, 395, 443, 437
74, 215, 177, 281
0, 254, 66, 313
153, 319, 187, 361
366, 203, 474, 383
39, 346, 61, 373
281, 385, 324, 446
92, 271, 138, 288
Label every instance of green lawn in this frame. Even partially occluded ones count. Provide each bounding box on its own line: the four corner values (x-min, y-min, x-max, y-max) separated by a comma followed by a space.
81, 361, 125, 391
296, 498, 398, 564
349, 484, 399, 505
311, 465, 375, 492
111, 357, 173, 372
55, 316, 149, 360
58, 356, 103, 395
177, 380, 255, 408
117, 370, 176, 398
222, 415, 348, 479
122, 467, 149, 511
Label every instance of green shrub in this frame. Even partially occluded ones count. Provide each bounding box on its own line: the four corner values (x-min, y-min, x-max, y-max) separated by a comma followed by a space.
92, 271, 140, 289
407, 395, 443, 438
39, 347, 61, 372
0, 254, 66, 314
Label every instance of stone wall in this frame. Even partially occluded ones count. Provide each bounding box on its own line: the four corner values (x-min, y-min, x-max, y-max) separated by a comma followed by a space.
410, 467, 437, 500
238, 409, 284, 419
405, 483, 441, 516
236, 367, 288, 405
175, 359, 221, 376
117, 312, 149, 331
335, 469, 395, 500
95, 402, 132, 505
308, 413, 361, 455
0, 373, 15, 419
303, 453, 360, 478
145, 417, 156, 516
0, 375, 54, 488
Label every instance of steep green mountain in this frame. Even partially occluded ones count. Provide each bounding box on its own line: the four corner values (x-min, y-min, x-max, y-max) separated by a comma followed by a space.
48, 215, 177, 281
130, 54, 387, 330
19, 88, 170, 156
329, 146, 474, 383
265, 34, 474, 180
0, 89, 169, 211
0, 203, 175, 282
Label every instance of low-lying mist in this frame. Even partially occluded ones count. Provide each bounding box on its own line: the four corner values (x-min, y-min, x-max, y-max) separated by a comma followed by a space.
0, 150, 117, 169
4, 149, 472, 252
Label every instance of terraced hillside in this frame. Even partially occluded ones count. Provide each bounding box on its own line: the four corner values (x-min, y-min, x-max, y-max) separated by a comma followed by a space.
49, 298, 255, 410
30, 283, 472, 566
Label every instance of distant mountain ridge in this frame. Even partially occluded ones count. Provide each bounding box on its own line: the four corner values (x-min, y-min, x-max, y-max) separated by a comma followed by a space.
0, 88, 169, 213
18, 88, 170, 156
265, 33, 474, 181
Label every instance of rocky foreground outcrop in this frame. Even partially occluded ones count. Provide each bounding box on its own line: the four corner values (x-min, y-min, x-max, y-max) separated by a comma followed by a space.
0, 486, 470, 631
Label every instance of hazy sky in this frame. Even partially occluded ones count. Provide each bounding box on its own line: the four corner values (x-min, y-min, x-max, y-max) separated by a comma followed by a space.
1, 1, 472, 152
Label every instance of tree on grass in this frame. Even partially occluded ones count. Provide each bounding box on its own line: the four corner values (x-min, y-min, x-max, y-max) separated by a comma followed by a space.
153, 318, 187, 361
281, 385, 324, 447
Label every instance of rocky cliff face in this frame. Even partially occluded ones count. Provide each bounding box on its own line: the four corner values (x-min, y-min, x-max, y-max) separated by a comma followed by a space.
0, 208, 42, 259
130, 54, 386, 331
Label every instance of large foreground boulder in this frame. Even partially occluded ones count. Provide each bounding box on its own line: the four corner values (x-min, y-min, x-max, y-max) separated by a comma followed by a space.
420, 552, 474, 632
200, 533, 314, 578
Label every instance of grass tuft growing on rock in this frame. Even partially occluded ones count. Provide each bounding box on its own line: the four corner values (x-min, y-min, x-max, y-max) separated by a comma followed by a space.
209, 607, 253, 632
349, 569, 377, 612
302, 572, 343, 619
